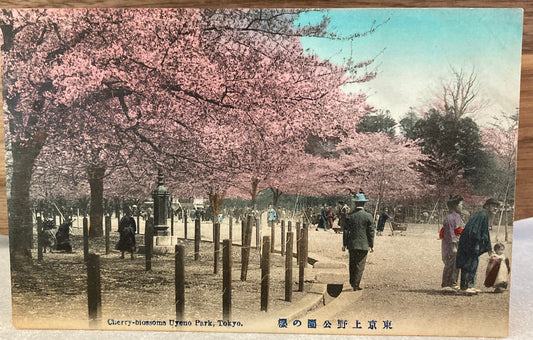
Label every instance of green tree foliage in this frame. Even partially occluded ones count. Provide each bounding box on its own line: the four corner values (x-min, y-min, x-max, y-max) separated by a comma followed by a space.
399, 109, 420, 138
405, 109, 494, 196
356, 109, 397, 137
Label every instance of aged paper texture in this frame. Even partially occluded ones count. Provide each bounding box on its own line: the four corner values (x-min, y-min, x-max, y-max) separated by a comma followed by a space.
0, 8, 523, 337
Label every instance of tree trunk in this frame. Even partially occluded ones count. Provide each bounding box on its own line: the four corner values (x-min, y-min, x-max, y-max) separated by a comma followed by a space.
250, 178, 260, 209
373, 194, 382, 222
497, 175, 512, 242
9, 131, 48, 265
208, 190, 224, 217
88, 165, 106, 238
270, 188, 282, 207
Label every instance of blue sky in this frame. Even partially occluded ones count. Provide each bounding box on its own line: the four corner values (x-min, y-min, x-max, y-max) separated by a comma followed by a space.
298, 9, 523, 126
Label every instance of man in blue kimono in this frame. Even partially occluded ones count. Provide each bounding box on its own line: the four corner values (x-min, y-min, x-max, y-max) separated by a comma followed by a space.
456, 198, 500, 295
342, 192, 375, 291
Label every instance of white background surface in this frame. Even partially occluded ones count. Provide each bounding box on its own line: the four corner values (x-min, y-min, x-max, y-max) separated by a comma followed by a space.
0, 219, 532, 340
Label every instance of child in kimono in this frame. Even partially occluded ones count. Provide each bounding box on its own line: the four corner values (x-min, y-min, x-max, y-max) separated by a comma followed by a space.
484, 243, 511, 293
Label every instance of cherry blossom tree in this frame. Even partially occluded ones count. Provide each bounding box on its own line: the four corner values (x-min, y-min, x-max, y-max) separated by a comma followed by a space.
1, 9, 101, 261
166, 9, 376, 210
317, 133, 430, 208
2, 8, 380, 262
2, 8, 237, 249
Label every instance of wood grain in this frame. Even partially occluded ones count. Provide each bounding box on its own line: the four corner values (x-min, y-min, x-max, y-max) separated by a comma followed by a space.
516, 54, 533, 221
0, 2, 532, 235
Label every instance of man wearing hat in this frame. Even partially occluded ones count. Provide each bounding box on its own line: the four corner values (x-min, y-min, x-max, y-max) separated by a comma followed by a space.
342, 191, 375, 291
455, 198, 500, 295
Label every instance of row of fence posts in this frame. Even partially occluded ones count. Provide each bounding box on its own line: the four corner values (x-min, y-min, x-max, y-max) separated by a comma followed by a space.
37, 214, 308, 323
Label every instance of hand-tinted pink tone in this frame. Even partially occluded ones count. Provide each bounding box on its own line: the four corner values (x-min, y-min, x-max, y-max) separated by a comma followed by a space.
1, 9, 430, 260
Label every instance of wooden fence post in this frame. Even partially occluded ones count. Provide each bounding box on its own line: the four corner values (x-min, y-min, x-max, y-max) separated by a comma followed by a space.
241, 219, 246, 249
285, 231, 293, 302
298, 228, 305, 292
83, 217, 89, 262
223, 239, 232, 320
145, 218, 153, 271
240, 216, 252, 281
184, 211, 188, 239
87, 253, 102, 323
214, 222, 221, 274
281, 220, 285, 256
270, 220, 275, 254
105, 215, 111, 255
296, 222, 301, 264
37, 216, 43, 261
229, 216, 233, 241
303, 223, 309, 268
171, 210, 174, 237
175, 244, 185, 319
194, 219, 201, 261
255, 217, 260, 251
241, 219, 246, 258
287, 221, 292, 257
261, 236, 271, 312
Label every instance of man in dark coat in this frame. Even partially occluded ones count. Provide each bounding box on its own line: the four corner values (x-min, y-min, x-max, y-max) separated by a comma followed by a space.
342, 192, 375, 291
456, 198, 499, 295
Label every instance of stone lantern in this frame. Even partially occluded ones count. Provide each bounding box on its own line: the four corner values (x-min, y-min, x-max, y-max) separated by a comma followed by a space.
151, 168, 170, 236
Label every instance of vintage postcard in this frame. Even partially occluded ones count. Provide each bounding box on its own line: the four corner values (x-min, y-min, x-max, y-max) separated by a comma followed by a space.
0, 8, 523, 337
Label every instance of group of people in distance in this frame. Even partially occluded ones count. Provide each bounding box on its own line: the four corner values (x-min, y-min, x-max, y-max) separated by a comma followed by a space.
316, 205, 338, 231
317, 190, 510, 295
441, 195, 510, 295
117, 193, 509, 296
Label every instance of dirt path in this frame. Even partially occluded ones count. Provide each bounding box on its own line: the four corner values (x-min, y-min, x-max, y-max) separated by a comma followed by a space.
10, 220, 512, 337
303, 223, 512, 337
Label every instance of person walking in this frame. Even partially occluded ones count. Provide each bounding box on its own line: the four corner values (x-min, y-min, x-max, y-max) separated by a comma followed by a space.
376, 208, 390, 236
326, 206, 335, 230
440, 195, 464, 292
116, 215, 136, 259
456, 198, 500, 295
317, 205, 328, 231
342, 191, 375, 291
336, 201, 350, 232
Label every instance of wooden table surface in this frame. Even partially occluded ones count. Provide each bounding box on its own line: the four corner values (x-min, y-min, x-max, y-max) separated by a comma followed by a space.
0, 1, 532, 235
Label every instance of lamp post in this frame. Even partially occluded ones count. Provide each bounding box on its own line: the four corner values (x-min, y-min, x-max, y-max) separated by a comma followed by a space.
152, 168, 170, 236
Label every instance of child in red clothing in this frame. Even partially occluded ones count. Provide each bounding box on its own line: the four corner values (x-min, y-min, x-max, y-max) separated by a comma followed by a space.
484, 243, 511, 293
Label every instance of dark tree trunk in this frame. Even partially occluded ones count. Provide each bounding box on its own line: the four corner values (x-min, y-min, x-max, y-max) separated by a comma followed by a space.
88, 165, 106, 238
270, 188, 282, 207
9, 131, 47, 265
208, 191, 224, 217
250, 178, 260, 209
